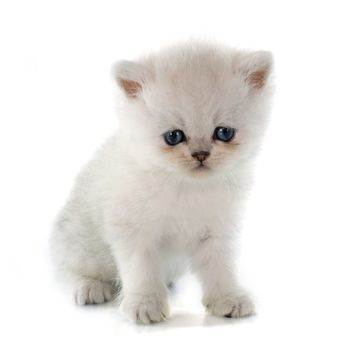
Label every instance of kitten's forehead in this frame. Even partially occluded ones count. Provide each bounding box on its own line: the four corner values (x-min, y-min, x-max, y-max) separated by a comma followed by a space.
147, 73, 243, 135
154, 51, 232, 99
142, 45, 248, 131
150, 92, 225, 135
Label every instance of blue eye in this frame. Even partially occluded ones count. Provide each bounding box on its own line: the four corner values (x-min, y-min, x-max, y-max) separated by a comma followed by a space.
164, 129, 186, 146
213, 127, 236, 142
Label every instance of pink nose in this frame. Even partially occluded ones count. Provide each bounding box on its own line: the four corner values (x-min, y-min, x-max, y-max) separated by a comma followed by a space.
191, 151, 210, 162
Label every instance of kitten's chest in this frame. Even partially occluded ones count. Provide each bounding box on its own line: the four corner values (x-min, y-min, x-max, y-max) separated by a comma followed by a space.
112, 173, 238, 241
151, 182, 233, 237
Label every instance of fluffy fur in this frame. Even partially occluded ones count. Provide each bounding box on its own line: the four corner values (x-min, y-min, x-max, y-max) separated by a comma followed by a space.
50, 41, 274, 324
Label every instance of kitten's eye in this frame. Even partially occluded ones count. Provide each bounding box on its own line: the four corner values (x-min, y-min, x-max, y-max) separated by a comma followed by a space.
164, 129, 186, 146
213, 127, 236, 142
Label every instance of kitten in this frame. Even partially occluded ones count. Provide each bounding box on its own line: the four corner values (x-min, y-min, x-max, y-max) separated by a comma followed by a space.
50, 41, 274, 324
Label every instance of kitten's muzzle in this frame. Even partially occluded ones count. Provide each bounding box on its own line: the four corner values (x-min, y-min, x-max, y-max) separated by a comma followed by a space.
191, 151, 210, 163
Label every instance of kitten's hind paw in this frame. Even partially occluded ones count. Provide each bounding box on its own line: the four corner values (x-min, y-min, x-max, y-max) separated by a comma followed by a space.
74, 279, 115, 305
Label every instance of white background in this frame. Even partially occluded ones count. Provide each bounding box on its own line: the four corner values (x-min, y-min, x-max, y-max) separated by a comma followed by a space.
1, 1, 349, 349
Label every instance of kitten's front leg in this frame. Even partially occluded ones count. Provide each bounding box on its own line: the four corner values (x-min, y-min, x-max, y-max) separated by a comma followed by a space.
112, 238, 169, 324
191, 233, 255, 318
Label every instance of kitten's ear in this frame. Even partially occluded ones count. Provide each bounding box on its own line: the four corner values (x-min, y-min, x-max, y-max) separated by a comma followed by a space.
112, 60, 151, 98
234, 51, 273, 90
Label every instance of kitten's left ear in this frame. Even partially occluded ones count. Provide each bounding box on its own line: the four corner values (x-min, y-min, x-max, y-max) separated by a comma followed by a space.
234, 51, 273, 90
112, 60, 152, 99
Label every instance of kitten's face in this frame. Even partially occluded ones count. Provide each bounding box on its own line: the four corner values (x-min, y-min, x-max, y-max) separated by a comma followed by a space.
114, 44, 273, 177
146, 80, 250, 176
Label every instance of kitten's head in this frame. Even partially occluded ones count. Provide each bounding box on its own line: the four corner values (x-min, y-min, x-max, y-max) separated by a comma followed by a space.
113, 42, 273, 178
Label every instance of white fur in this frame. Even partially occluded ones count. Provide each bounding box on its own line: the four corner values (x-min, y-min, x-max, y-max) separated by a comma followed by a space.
50, 41, 274, 324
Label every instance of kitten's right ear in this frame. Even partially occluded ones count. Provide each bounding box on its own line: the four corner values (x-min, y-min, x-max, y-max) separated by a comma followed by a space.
112, 60, 151, 99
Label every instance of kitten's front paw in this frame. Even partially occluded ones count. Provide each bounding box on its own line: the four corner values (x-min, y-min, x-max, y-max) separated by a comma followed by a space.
122, 293, 170, 324
204, 293, 255, 318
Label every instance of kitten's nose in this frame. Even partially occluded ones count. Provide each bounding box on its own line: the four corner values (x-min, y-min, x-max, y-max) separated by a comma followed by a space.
191, 151, 210, 162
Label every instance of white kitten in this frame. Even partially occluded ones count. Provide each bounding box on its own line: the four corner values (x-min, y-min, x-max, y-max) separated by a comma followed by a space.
50, 41, 274, 324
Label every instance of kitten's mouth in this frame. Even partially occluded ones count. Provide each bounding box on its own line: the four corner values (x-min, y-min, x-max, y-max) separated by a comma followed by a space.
192, 162, 210, 172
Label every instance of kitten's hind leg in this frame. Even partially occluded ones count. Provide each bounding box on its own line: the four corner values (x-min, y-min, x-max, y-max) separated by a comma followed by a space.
50, 211, 120, 306
54, 267, 121, 306
74, 277, 118, 305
